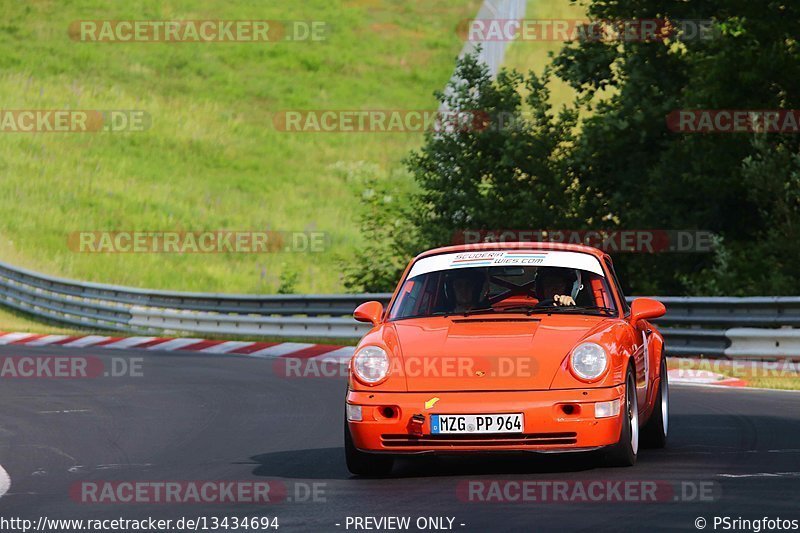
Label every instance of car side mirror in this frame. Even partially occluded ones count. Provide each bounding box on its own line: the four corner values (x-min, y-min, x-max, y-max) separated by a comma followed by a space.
630, 298, 666, 327
353, 301, 384, 326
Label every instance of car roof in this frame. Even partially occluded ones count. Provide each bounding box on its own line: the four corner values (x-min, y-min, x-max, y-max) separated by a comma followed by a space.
413, 241, 611, 263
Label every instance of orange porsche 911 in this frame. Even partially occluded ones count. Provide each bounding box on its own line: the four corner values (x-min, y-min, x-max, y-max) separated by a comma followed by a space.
345, 242, 668, 476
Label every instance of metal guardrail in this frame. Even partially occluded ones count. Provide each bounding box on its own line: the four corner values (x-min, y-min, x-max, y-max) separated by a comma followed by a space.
647, 296, 800, 328
0, 260, 386, 338
0, 259, 799, 358
637, 296, 800, 359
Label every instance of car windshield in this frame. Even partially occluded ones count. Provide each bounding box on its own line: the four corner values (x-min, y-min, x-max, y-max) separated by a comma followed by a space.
389, 264, 617, 320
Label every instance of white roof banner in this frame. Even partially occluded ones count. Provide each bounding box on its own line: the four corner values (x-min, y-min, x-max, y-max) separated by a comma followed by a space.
407, 250, 604, 279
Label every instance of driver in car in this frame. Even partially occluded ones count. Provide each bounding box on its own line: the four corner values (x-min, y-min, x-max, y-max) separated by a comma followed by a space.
535, 267, 578, 307
446, 268, 489, 313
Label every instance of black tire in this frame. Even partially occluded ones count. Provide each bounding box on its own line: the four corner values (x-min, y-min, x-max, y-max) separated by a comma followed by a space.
604, 365, 639, 467
641, 357, 669, 449
344, 419, 394, 477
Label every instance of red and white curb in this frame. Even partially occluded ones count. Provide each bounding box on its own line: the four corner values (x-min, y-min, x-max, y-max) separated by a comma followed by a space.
0, 332, 355, 365
668, 368, 747, 388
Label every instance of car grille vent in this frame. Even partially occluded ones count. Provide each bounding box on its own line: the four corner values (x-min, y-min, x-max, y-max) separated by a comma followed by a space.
380, 432, 578, 448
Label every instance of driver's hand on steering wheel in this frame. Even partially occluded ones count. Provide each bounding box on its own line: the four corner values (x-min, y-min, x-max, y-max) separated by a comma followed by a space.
553, 294, 576, 306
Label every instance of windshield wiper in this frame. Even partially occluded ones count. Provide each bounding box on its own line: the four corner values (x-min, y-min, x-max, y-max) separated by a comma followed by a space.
542, 305, 616, 316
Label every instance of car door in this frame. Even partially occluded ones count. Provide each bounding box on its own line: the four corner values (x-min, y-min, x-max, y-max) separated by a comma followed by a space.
604, 258, 651, 409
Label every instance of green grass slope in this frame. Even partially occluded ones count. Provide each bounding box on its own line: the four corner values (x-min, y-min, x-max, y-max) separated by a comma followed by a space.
0, 0, 479, 295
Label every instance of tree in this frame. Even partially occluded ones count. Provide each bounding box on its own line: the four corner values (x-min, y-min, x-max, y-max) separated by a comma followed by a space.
347, 0, 800, 296
407, 52, 580, 250
551, 0, 800, 294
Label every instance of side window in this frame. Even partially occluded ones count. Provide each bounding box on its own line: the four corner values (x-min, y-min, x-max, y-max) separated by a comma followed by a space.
391, 279, 419, 319
605, 259, 630, 315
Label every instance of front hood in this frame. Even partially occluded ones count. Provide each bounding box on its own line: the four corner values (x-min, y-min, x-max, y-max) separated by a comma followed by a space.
390, 315, 613, 391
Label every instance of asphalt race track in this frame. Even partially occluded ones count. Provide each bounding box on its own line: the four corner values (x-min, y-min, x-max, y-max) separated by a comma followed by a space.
1, 345, 799, 532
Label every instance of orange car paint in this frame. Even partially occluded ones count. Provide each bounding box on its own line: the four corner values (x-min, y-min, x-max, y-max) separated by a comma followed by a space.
347, 242, 665, 454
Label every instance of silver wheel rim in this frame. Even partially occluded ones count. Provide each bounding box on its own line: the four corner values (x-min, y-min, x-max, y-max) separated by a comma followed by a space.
662, 369, 669, 437
629, 376, 639, 455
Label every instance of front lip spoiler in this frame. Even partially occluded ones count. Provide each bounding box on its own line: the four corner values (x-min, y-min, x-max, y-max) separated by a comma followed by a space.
350, 385, 625, 394
356, 446, 604, 456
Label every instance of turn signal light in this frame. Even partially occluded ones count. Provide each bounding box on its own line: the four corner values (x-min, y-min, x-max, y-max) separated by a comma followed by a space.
594, 399, 620, 419
346, 403, 362, 421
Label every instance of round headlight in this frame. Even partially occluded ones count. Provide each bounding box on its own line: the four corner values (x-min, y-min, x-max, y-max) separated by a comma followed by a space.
570, 342, 608, 380
352, 346, 390, 384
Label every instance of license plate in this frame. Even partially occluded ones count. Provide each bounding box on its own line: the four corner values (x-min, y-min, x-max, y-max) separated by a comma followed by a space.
430, 413, 523, 435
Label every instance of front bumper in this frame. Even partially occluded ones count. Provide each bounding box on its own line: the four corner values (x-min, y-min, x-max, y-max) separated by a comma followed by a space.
346, 385, 625, 454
